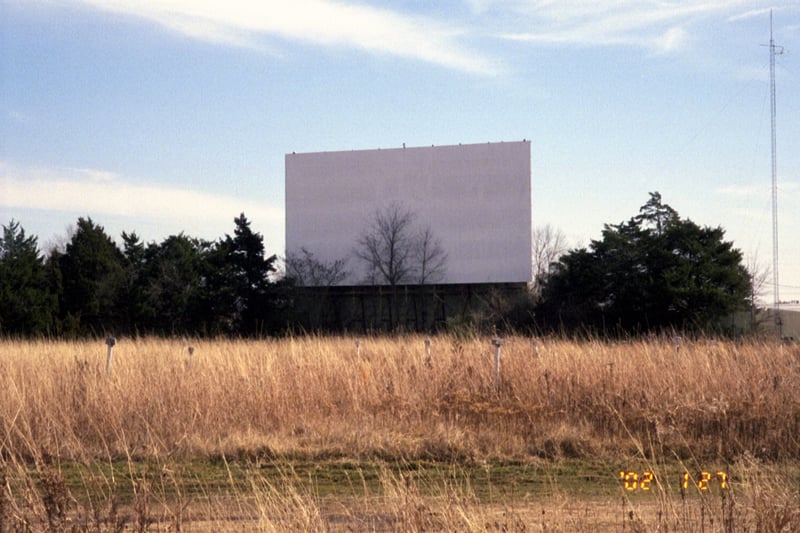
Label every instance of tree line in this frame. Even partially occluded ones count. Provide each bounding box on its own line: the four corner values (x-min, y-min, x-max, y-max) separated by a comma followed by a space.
0, 214, 288, 337
0, 193, 756, 338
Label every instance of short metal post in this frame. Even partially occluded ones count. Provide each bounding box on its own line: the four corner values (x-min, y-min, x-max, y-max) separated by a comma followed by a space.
532, 338, 541, 358
424, 338, 431, 368
105, 337, 116, 376
672, 335, 683, 352
491, 337, 503, 390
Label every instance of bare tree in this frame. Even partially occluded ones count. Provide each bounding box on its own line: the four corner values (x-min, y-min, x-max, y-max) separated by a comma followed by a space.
745, 254, 770, 307
285, 247, 349, 287
531, 224, 567, 298
355, 203, 417, 286
43, 223, 76, 257
355, 203, 447, 286
354, 203, 448, 331
414, 227, 447, 284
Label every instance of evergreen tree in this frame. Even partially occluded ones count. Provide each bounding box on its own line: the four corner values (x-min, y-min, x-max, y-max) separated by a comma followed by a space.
218, 213, 281, 335
58, 217, 126, 336
0, 220, 56, 335
137, 233, 210, 334
538, 193, 752, 334
634, 191, 679, 235
121, 231, 146, 332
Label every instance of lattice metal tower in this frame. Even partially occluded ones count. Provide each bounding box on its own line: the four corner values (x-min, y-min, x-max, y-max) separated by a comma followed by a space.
769, 11, 783, 333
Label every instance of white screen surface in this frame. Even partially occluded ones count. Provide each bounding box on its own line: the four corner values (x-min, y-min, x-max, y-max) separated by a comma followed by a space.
286, 141, 531, 285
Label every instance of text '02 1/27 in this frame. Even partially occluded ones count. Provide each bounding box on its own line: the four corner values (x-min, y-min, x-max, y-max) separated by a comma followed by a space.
619, 471, 728, 491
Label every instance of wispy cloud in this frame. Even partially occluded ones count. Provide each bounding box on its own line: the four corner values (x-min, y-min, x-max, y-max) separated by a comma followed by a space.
76, 0, 498, 75
716, 182, 800, 198
727, 7, 773, 23
6, 110, 33, 126
715, 184, 768, 197
0, 161, 283, 232
496, 0, 766, 52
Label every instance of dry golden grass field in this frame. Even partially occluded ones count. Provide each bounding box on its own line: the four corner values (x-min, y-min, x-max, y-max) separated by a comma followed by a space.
1, 335, 798, 531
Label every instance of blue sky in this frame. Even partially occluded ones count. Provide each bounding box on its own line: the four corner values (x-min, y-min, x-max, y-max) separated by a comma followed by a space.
1, 0, 799, 305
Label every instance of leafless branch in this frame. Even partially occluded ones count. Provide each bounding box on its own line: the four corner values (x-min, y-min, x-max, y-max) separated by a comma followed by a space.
531, 224, 567, 298
415, 226, 447, 284
286, 248, 349, 287
355, 203, 446, 286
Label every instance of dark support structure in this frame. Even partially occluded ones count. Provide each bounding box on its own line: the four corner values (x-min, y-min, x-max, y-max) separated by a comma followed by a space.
291, 283, 529, 333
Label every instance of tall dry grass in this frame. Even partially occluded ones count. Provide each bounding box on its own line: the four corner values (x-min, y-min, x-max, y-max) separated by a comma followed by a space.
1, 335, 798, 463
1, 335, 799, 530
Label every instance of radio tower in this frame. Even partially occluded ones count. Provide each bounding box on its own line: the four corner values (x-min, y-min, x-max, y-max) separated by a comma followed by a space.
769, 10, 783, 336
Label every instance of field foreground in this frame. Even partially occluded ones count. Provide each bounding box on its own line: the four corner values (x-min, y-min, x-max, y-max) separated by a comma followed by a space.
1, 335, 798, 530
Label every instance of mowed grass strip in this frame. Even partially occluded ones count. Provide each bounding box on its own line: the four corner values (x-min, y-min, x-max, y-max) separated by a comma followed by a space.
2, 456, 797, 531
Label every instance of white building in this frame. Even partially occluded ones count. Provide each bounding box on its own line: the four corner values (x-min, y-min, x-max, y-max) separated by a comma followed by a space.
285, 141, 532, 286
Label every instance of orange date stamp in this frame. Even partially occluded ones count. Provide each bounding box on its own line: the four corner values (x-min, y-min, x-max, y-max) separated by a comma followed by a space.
619, 470, 728, 491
